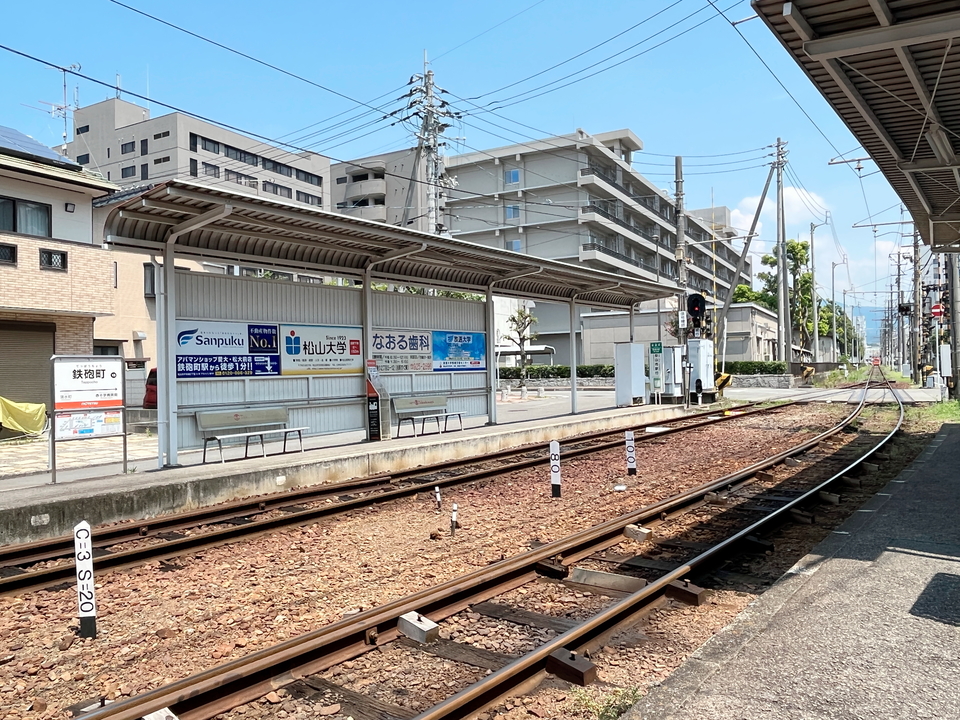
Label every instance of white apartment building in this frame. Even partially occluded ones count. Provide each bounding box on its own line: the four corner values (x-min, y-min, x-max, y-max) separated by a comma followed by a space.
329, 147, 429, 233
63, 98, 328, 209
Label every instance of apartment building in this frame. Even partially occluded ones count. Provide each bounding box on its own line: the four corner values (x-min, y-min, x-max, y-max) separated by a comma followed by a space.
63, 98, 328, 209
443, 129, 751, 359
0, 125, 118, 411
329, 147, 429, 233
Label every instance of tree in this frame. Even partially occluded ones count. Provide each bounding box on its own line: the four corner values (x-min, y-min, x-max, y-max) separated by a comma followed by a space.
503, 307, 538, 387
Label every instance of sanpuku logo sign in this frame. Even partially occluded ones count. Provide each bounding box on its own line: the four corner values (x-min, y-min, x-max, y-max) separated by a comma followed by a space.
175, 321, 280, 378
177, 325, 246, 350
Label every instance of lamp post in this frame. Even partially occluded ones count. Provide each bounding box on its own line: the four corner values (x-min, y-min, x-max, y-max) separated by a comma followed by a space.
831, 260, 846, 363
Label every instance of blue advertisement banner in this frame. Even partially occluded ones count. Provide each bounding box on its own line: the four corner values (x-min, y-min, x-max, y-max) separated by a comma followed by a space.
175, 321, 281, 378
431, 331, 486, 371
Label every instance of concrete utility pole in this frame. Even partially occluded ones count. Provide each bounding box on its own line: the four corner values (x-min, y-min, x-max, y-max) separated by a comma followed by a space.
775, 139, 791, 364
913, 229, 922, 383
810, 220, 825, 363
410, 55, 456, 234
950, 253, 960, 398
675, 156, 689, 408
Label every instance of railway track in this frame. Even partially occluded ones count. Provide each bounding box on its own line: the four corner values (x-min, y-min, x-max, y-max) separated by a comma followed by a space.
71, 370, 903, 720
0, 400, 804, 596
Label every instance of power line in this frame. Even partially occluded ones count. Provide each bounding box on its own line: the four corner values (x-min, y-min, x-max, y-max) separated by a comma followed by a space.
432, 0, 550, 61
105, 0, 397, 117
466, 2, 739, 113
704, 0, 855, 170
463, 0, 686, 101
637, 145, 773, 159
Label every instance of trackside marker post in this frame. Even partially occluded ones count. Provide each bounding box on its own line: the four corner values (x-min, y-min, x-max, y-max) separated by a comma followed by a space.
434, 486, 442, 511
451, 503, 458, 536
73, 520, 97, 639
625, 431, 637, 476
550, 440, 562, 498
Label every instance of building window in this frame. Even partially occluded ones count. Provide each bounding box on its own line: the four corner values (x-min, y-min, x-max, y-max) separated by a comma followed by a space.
76, 153, 90, 165
296, 169, 322, 186
263, 182, 292, 199
336, 201, 348, 209
153, 130, 170, 140
113, 261, 118, 288
335, 176, 348, 184
0, 196, 52, 237
140, 138, 148, 156
121, 141, 135, 154
76, 125, 89, 135
153, 156, 171, 165
505, 204, 521, 220
143, 262, 156, 297
0, 242, 16, 264
262, 158, 292, 176
93, 345, 120, 356
224, 145, 258, 166
506, 239, 521, 252
202, 162, 220, 178
225, 169, 258, 188
189, 159, 198, 177
201, 137, 220, 154
373, 171, 385, 180
106, 147, 111, 159
40, 249, 67, 271
351, 198, 370, 207
189, 133, 198, 152
296, 190, 322, 206
141, 164, 149, 181
350, 173, 369, 182
504, 168, 520, 185
121, 165, 136, 178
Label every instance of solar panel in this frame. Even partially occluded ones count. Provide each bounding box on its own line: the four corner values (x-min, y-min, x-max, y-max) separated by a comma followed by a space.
0, 125, 78, 167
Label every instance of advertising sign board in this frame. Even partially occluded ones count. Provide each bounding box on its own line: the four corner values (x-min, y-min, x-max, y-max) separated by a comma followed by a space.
55, 410, 124, 440
279, 324, 364, 375
432, 331, 486, 371
371, 329, 433, 372
175, 321, 280, 378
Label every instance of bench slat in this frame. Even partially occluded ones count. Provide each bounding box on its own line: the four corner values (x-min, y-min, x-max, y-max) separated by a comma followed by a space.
197, 407, 289, 431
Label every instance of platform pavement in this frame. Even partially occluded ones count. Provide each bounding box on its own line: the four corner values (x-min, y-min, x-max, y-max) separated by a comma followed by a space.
725, 386, 941, 403
625, 423, 960, 720
0, 388, 619, 490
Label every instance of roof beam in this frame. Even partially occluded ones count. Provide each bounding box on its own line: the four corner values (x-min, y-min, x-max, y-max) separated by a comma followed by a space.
899, 159, 960, 173
804, 11, 960, 61
866, 0, 893, 27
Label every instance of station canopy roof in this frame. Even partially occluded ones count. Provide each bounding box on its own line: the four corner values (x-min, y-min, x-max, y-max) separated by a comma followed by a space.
103, 180, 674, 308
752, 0, 960, 250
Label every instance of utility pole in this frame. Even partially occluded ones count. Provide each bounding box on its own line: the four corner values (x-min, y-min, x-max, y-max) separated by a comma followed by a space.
950, 253, 960, 398
810, 220, 823, 363
775, 139, 791, 364
675, 156, 689, 408
913, 229, 922, 383
410, 55, 456, 235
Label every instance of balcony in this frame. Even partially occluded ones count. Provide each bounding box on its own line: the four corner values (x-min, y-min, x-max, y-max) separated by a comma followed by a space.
342, 204, 387, 223
581, 203, 669, 250
580, 242, 659, 279
580, 166, 678, 226
344, 178, 387, 201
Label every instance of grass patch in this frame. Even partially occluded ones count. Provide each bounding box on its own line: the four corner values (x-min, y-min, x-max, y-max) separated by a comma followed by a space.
570, 686, 643, 720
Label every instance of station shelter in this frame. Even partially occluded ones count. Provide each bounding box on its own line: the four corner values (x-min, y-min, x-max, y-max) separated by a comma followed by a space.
102, 180, 672, 467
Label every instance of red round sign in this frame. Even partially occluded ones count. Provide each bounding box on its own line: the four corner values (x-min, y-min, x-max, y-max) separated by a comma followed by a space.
931, 303, 945, 318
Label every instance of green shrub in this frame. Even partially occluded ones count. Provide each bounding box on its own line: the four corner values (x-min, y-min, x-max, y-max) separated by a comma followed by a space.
495, 364, 615, 379
723, 360, 787, 375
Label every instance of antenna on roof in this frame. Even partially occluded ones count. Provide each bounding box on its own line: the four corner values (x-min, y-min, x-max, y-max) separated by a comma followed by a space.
39, 63, 81, 156
116, 73, 121, 98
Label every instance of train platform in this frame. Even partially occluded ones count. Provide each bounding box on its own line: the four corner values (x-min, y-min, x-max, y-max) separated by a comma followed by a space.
626, 422, 960, 720
725, 385, 942, 403
0, 391, 685, 546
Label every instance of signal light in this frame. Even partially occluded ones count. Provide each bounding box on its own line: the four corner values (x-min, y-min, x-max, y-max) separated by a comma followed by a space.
687, 293, 706, 324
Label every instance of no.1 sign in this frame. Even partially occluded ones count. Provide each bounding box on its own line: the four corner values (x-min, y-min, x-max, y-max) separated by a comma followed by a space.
73, 521, 97, 638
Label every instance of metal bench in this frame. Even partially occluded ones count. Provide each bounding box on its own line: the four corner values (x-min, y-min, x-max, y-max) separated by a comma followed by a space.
393, 396, 463, 437
196, 407, 309, 463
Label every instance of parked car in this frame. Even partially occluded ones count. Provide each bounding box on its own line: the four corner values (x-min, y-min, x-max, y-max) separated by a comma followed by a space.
143, 368, 157, 409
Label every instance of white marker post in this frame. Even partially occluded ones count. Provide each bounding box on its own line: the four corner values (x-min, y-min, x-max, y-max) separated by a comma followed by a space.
451, 503, 458, 537
434, 486, 442, 511
73, 521, 97, 639
549, 440, 562, 498
625, 431, 637, 476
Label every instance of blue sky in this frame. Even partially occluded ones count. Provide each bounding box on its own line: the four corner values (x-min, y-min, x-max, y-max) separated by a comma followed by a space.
2, 0, 907, 340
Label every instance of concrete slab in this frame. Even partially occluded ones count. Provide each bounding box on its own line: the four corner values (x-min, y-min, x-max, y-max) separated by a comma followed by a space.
625, 423, 960, 720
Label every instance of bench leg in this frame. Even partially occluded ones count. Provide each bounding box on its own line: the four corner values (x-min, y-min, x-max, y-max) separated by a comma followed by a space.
218, 439, 225, 464
297, 429, 304, 453
203, 439, 209, 464
397, 417, 414, 438
260, 434, 266, 458
244, 435, 252, 460
421, 416, 441, 436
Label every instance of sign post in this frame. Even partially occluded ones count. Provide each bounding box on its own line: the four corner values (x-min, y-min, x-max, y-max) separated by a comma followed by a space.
549, 440, 561, 498
50, 356, 126, 484
649, 342, 664, 402
73, 520, 97, 638
625, 430, 637, 476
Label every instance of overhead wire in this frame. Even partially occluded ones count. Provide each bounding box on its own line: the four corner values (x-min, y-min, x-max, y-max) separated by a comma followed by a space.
432, 0, 550, 61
